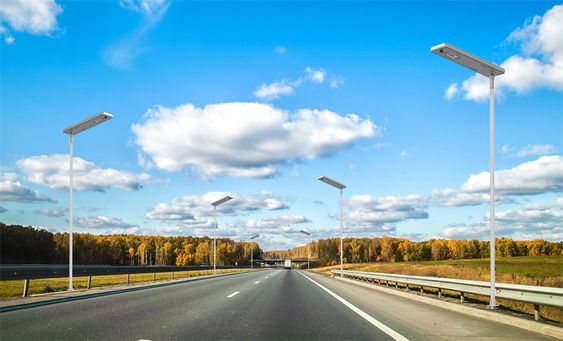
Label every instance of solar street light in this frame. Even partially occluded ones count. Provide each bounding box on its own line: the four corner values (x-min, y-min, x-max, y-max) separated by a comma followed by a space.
211, 195, 233, 274
431, 42, 504, 309
318, 176, 346, 276
63, 112, 113, 290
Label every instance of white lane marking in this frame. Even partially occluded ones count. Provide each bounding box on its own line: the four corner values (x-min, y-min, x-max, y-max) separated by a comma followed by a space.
254, 281, 260, 284
265, 276, 269, 279
297, 271, 409, 341
227, 291, 240, 298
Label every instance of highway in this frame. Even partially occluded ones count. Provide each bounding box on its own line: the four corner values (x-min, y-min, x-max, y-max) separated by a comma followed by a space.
0, 269, 553, 340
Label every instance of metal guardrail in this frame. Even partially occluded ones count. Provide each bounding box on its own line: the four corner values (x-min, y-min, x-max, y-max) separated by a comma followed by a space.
332, 269, 563, 321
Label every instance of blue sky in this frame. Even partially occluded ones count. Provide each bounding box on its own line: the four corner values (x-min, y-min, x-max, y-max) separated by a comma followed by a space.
1, 1, 562, 250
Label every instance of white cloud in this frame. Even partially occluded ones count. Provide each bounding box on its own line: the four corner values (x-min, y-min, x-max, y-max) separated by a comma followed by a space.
132, 102, 376, 178
501, 143, 558, 158
444, 83, 458, 100
0, 0, 62, 39
447, 4, 563, 101
400, 150, 408, 157
4, 35, 14, 44
235, 214, 311, 231
440, 198, 563, 241
17, 154, 152, 192
253, 80, 294, 100
0, 172, 56, 203
347, 194, 429, 226
104, 0, 169, 69
303, 66, 325, 83
145, 191, 289, 227
119, 0, 169, 20
74, 215, 136, 229
274, 46, 287, 55
34, 207, 66, 217
253, 67, 344, 100
461, 155, 563, 196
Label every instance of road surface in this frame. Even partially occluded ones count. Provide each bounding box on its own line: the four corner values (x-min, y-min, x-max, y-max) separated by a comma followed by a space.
0, 269, 553, 340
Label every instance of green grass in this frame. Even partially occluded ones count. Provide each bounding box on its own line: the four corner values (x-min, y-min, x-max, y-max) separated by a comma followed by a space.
0, 268, 250, 299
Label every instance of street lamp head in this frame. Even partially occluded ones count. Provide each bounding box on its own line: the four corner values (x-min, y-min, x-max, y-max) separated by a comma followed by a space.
63, 112, 113, 135
211, 195, 233, 207
299, 230, 310, 236
250, 234, 260, 240
430, 43, 505, 77
318, 176, 346, 190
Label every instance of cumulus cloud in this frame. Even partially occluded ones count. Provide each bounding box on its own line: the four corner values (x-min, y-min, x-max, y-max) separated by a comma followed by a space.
346, 194, 429, 228
235, 214, 311, 230
17, 154, 152, 192
446, 4, 563, 101
0, 0, 63, 43
104, 0, 169, 69
501, 144, 558, 158
0, 172, 56, 203
34, 207, 67, 217
132, 102, 376, 178
74, 215, 136, 229
145, 191, 289, 228
461, 155, 563, 196
252, 80, 294, 100
253, 67, 345, 100
440, 198, 563, 241
444, 83, 458, 100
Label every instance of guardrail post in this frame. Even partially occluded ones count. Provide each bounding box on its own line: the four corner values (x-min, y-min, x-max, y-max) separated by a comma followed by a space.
87, 276, 92, 289
438, 288, 442, 298
172, 271, 175, 279
22, 279, 30, 297
153, 273, 156, 283
420, 286, 424, 294
533, 304, 540, 321
406, 284, 410, 291
126, 274, 130, 285
395, 282, 398, 289
460, 292, 465, 303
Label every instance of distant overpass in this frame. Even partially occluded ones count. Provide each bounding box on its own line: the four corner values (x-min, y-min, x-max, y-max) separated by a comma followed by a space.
252, 258, 310, 266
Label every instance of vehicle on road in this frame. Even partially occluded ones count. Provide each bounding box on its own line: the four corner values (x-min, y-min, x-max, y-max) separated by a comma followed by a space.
284, 259, 291, 269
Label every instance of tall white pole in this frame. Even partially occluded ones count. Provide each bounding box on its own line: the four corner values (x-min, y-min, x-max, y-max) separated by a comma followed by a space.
251, 244, 253, 269
69, 134, 74, 291
340, 188, 343, 277
489, 75, 496, 309
213, 205, 217, 275
307, 241, 310, 270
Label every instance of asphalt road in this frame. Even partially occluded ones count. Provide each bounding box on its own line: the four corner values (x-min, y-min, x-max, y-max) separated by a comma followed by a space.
0, 269, 554, 340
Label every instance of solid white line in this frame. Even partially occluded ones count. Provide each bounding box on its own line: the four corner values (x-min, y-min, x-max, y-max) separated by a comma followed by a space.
254, 281, 260, 284
297, 271, 409, 341
227, 291, 240, 298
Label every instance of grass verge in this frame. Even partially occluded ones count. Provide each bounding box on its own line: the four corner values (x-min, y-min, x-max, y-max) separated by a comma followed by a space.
0, 268, 253, 299
311, 256, 562, 323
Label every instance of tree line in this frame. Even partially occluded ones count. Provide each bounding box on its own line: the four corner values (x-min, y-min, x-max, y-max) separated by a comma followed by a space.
0, 223, 262, 266
265, 237, 562, 266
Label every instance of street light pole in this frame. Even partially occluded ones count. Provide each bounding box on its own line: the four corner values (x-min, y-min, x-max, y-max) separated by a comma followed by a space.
63, 112, 113, 291
430, 43, 504, 309
299, 230, 311, 270
318, 176, 346, 277
250, 234, 259, 269
69, 134, 74, 290
489, 75, 496, 308
211, 195, 234, 275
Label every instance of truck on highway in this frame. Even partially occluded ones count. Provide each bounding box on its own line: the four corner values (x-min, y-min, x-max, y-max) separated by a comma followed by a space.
284, 259, 291, 269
